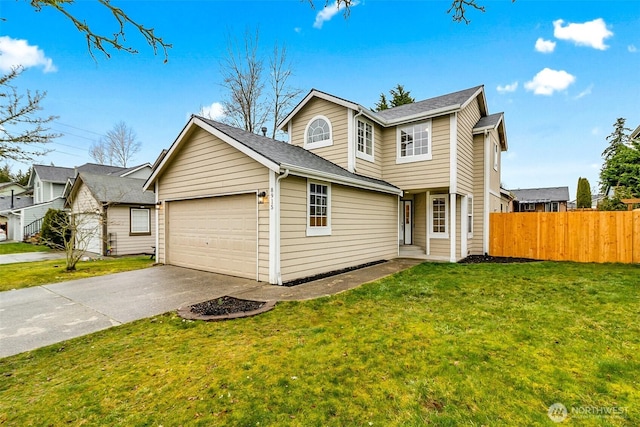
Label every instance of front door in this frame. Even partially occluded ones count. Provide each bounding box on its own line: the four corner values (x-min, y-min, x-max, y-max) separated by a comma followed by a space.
402, 200, 412, 245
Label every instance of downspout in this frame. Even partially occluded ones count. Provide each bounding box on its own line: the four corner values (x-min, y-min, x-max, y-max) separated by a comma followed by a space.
275, 168, 290, 285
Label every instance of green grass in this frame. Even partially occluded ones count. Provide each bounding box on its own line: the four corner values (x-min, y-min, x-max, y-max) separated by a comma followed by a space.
0, 242, 51, 255
1, 262, 638, 426
0, 256, 155, 291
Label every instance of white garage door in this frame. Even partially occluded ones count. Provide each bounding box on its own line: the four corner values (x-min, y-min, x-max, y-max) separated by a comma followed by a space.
166, 194, 257, 279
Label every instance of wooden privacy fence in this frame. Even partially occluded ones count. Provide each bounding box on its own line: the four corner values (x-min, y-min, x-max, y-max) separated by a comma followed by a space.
490, 211, 640, 264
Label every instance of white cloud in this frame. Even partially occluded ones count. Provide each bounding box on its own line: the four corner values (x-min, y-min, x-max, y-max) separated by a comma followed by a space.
535, 38, 556, 53
553, 18, 613, 50
497, 82, 518, 94
629, 44, 638, 53
0, 36, 56, 73
313, 0, 358, 29
525, 68, 576, 96
574, 84, 593, 100
294, 27, 302, 34
199, 102, 225, 120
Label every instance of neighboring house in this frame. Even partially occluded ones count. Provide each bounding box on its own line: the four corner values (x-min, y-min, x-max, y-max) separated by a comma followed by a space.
65, 172, 156, 256
0, 193, 33, 238
145, 85, 508, 285
509, 187, 570, 212
0, 182, 28, 197
0, 163, 152, 242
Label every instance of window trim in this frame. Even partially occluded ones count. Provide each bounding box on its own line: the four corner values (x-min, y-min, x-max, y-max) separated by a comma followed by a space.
493, 142, 499, 171
522, 202, 536, 212
429, 194, 448, 239
545, 201, 559, 212
467, 195, 474, 238
130, 207, 151, 236
306, 181, 331, 237
304, 115, 333, 149
356, 118, 374, 162
396, 119, 433, 164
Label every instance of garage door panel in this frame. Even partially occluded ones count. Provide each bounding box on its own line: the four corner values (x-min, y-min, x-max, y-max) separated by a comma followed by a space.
167, 195, 257, 279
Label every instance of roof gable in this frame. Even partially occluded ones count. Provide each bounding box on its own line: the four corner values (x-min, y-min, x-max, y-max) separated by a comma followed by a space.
71, 172, 155, 206
473, 112, 508, 150
30, 165, 75, 185
146, 116, 401, 196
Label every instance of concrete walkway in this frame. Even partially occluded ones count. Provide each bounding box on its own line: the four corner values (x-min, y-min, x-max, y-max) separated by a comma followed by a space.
0, 259, 422, 358
0, 251, 67, 264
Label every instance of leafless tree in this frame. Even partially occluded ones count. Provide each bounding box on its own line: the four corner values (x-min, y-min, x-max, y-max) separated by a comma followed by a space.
90, 121, 141, 167
0, 66, 59, 162
219, 30, 301, 139
308, 0, 515, 24
28, 0, 171, 61
269, 43, 303, 139
220, 29, 269, 134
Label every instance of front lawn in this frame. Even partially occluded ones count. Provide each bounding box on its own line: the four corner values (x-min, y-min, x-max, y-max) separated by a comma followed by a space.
0, 242, 50, 255
0, 256, 155, 291
0, 262, 637, 425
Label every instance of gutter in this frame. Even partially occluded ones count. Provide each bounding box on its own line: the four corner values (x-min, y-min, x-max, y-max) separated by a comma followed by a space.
280, 163, 402, 196
274, 169, 289, 286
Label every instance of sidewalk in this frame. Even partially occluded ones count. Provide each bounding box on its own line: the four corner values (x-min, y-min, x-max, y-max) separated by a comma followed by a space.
0, 251, 67, 265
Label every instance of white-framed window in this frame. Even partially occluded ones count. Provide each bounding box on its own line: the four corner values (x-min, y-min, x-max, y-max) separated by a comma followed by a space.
429, 194, 448, 238
397, 120, 432, 163
467, 196, 473, 238
130, 208, 150, 235
307, 181, 331, 236
304, 115, 332, 149
493, 142, 499, 171
545, 202, 559, 212
356, 119, 374, 162
522, 203, 536, 212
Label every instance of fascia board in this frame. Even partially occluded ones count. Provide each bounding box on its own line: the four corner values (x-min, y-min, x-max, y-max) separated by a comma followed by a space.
281, 163, 403, 196
277, 90, 361, 131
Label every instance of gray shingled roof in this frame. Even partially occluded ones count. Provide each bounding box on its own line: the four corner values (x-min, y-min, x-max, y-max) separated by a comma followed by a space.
0, 194, 33, 212
75, 163, 129, 176
510, 187, 570, 203
198, 117, 400, 192
33, 165, 75, 184
374, 86, 483, 122
474, 112, 503, 131
78, 173, 155, 205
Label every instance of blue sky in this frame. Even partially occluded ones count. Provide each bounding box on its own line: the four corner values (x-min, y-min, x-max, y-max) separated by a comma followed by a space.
1, 0, 639, 198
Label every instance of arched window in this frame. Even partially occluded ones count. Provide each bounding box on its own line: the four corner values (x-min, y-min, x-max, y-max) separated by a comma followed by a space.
304, 116, 332, 148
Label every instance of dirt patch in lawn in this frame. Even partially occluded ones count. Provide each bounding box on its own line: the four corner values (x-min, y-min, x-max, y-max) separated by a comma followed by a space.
177, 296, 276, 321
459, 255, 540, 264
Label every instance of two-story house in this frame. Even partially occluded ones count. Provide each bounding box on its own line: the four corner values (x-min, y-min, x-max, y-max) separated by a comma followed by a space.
144, 85, 508, 285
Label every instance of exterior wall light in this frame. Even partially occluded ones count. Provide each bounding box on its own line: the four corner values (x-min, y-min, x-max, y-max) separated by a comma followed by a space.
258, 191, 268, 205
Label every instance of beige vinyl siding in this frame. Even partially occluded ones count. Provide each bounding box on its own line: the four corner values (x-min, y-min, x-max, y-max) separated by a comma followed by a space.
354, 121, 383, 180
289, 97, 349, 170
429, 238, 449, 259
280, 176, 397, 282
470, 134, 485, 255
457, 101, 481, 195
490, 131, 501, 193
413, 193, 426, 250
381, 115, 451, 189
105, 206, 155, 255
156, 125, 270, 281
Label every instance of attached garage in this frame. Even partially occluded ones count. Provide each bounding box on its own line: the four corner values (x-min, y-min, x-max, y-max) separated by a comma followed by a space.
166, 194, 257, 279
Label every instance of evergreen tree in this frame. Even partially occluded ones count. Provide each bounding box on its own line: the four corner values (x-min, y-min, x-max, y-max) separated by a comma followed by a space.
373, 93, 389, 111
576, 177, 592, 209
389, 84, 415, 107
599, 118, 640, 197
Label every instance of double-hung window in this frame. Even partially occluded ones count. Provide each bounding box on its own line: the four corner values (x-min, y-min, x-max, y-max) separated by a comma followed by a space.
397, 120, 432, 163
307, 181, 331, 236
356, 119, 374, 162
467, 196, 474, 237
130, 208, 150, 235
429, 195, 448, 238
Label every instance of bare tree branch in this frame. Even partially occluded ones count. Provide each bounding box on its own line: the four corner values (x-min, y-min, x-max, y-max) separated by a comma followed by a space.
270, 43, 303, 139
0, 66, 59, 162
30, 0, 172, 61
94, 121, 141, 167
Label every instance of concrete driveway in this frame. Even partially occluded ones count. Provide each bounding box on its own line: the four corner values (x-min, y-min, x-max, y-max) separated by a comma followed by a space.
0, 259, 422, 359
0, 266, 264, 358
